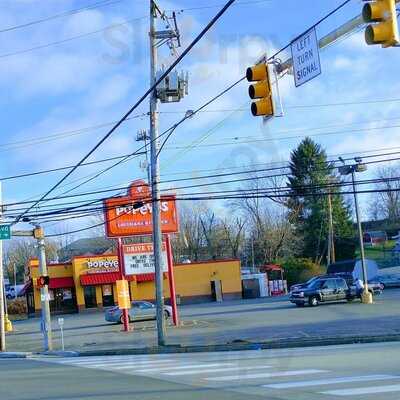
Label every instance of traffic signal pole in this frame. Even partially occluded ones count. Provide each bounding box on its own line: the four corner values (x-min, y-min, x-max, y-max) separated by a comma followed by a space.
275, 0, 400, 76
149, 0, 167, 346
36, 227, 53, 351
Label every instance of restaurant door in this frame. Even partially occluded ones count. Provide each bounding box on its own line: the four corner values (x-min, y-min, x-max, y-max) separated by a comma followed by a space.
102, 284, 115, 307
50, 288, 78, 314
84, 286, 97, 309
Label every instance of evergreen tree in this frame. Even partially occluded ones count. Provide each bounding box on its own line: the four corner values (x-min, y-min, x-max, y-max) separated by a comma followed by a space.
287, 138, 355, 263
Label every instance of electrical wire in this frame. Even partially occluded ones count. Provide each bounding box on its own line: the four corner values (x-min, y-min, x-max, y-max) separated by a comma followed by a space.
0, 0, 126, 33
13, 0, 237, 224
6, 146, 400, 214
0, 16, 147, 59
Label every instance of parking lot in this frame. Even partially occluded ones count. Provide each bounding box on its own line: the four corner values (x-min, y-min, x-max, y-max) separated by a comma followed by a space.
6, 288, 400, 352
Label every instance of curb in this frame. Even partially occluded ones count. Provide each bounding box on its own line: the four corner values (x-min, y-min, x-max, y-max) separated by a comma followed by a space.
0, 352, 30, 358
67, 333, 400, 357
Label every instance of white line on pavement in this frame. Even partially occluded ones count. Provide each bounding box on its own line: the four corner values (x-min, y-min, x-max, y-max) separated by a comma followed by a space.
206, 369, 328, 382
136, 363, 234, 373
263, 375, 397, 389
68, 359, 176, 367
165, 365, 273, 376
321, 384, 400, 396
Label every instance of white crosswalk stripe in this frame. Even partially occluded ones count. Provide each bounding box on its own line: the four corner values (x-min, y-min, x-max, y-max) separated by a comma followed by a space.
321, 384, 400, 396
136, 363, 234, 373
205, 369, 327, 382
165, 365, 273, 376
263, 375, 397, 389
74, 360, 175, 367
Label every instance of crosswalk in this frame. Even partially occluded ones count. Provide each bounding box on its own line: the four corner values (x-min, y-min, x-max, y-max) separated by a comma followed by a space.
40, 351, 400, 398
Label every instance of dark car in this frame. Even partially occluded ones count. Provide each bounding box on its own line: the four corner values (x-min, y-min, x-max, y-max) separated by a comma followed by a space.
290, 276, 357, 307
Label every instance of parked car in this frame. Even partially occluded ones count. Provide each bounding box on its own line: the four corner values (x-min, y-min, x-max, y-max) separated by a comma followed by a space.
290, 273, 383, 296
289, 276, 380, 307
377, 274, 400, 289
105, 301, 172, 323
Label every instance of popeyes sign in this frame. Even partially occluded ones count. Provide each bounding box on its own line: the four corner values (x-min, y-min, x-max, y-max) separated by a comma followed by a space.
104, 180, 179, 237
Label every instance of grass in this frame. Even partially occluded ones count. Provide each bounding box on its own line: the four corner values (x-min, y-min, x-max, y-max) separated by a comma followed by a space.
355, 240, 400, 268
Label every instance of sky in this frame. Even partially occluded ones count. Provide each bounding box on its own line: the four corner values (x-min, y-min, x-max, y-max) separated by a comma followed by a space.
0, 0, 400, 238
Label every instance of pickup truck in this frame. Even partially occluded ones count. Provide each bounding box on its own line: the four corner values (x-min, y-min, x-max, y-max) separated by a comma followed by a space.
289, 276, 381, 307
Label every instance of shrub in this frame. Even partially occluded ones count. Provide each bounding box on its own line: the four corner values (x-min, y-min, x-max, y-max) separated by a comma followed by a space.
7, 298, 28, 315
280, 257, 325, 287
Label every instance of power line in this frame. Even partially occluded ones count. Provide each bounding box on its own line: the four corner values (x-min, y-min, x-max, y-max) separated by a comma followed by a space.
156, 0, 356, 162
5, 153, 400, 216
43, 185, 400, 237
173, 0, 273, 12
164, 123, 400, 150
14, 0, 237, 224
11, 0, 357, 222
0, 16, 147, 59
0, 113, 147, 153
157, 98, 400, 114
0, 0, 126, 33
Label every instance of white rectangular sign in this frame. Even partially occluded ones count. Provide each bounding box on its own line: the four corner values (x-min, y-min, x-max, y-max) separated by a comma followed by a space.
291, 27, 321, 87
123, 243, 168, 275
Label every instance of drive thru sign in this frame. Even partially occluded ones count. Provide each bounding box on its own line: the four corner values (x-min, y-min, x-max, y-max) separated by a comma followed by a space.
291, 27, 321, 87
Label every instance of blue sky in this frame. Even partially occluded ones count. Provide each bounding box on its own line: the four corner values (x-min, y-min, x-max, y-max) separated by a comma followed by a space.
0, 0, 399, 236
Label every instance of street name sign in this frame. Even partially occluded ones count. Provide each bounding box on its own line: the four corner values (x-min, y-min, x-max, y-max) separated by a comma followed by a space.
291, 27, 321, 87
0, 224, 11, 240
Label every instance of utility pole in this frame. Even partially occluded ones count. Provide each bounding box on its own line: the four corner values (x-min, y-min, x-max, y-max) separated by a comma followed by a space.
351, 170, 372, 304
0, 182, 5, 351
339, 159, 372, 304
35, 226, 53, 350
327, 190, 335, 265
149, 0, 166, 346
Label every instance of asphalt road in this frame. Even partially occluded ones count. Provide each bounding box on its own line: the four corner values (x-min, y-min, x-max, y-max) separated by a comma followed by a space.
1, 342, 400, 399
6, 288, 400, 352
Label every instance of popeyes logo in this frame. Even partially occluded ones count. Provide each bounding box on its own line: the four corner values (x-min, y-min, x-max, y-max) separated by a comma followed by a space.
115, 201, 169, 217
86, 259, 119, 274
103, 180, 179, 237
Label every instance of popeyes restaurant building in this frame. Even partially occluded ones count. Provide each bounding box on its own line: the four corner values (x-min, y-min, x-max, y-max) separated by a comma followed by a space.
27, 255, 242, 315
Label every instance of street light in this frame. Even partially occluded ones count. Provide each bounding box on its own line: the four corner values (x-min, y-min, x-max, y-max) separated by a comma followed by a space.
339, 158, 373, 304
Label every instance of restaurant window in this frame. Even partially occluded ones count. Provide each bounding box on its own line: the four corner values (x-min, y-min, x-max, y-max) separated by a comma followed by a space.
102, 284, 115, 307
84, 286, 97, 308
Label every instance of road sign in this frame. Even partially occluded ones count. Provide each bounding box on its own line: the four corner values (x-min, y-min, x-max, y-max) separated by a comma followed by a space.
291, 27, 321, 87
104, 180, 179, 237
0, 224, 10, 240
123, 242, 168, 275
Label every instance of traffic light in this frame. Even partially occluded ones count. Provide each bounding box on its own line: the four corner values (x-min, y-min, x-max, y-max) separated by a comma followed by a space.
362, 0, 399, 47
37, 276, 50, 288
246, 63, 274, 117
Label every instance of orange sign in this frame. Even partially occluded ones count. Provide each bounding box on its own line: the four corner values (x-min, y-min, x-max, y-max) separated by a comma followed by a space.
104, 180, 179, 237
116, 280, 130, 309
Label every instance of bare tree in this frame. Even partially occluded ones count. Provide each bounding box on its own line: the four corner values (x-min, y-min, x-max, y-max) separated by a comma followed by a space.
370, 164, 400, 222
231, 170, 300, 266
221, 217, 245, 258
5, 238, 59, 283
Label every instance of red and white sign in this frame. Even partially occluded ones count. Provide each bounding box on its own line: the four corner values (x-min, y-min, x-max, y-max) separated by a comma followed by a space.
104, 180, 179, 237
123, 243, 168, 275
